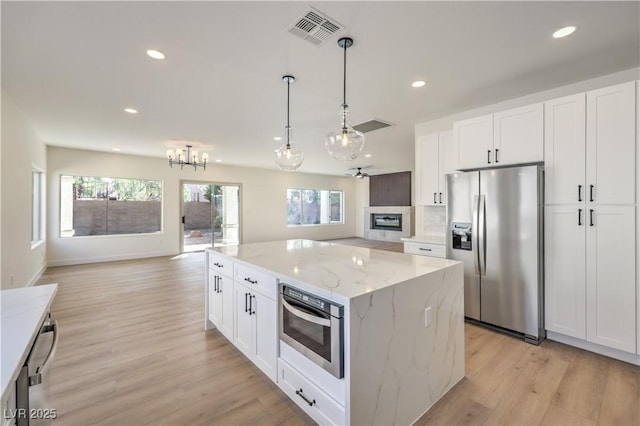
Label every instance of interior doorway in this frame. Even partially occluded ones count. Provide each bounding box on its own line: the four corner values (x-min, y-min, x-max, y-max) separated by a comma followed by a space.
181, 182, 240, 252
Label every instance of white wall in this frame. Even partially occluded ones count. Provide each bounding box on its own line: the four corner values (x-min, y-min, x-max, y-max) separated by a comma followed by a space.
47, 146, 358, 266
1, 90, 48, 289
354, 178, 369, 237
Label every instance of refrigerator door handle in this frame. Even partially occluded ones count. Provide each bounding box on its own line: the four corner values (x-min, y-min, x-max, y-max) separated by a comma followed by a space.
478, 195, 487, 276
472, 195, 480, 275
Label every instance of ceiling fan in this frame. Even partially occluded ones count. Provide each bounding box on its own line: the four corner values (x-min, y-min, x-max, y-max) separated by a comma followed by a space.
346, 167, 371, 179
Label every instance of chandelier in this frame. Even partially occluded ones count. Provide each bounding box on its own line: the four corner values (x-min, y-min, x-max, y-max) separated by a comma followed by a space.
166, 145, 208, 171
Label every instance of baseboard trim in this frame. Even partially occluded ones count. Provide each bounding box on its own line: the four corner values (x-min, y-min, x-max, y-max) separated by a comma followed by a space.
47, 250, 179, 267
26, 263, 48, 287
547, 331, 640, 366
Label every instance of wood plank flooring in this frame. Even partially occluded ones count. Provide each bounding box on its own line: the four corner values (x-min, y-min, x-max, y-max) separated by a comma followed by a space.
33, 241, 639, 425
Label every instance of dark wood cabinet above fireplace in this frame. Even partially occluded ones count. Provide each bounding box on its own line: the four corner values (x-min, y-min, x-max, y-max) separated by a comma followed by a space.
369, 171, 411, 206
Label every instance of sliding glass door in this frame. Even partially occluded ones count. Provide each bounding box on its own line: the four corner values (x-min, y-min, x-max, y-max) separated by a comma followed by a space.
181, 182, 240, 252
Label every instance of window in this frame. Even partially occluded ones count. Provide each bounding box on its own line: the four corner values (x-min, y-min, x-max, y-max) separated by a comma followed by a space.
31, 169, 45, 246
60, 175, 162, 237
287, 188, 343, 226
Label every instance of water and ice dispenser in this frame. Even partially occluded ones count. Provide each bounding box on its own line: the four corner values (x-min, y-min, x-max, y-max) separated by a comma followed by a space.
451, 222, 472, 251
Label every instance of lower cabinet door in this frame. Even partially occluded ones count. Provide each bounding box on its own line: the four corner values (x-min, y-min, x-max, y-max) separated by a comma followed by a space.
218, 274, 234, 342
233, 283, 254, 359
208, 270, 221, 326
253, 292, 277, 382
586, 206, 636, 353
544, 206, 587, 339
278, 359, 346, 426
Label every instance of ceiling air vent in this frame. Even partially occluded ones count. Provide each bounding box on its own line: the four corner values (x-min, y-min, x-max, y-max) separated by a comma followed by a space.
287, 7, 344, 46
353, 119, 394, 134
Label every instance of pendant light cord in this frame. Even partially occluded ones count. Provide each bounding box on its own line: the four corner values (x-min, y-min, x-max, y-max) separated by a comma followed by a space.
286, 78, 291, 147
342, 41, 348, 129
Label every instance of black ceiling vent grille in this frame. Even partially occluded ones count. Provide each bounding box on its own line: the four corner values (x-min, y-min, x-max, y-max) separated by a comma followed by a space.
287, 7, 344, 46
353, 119, 394, 134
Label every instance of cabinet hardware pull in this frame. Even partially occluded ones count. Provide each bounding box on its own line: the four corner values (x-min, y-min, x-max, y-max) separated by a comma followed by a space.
589, 209, 594, 226
589, 185, 594, 202
213, 276, 218, 292
217, 276, 222, 293
495, 148, 499, 163
433, 193, 437, 204
578, 209, 582, 226
419, 248, 432, 251
250, 295, 256, 315
578, 185, 582, 202
245, 293, 249, 313
244, 277, 258, 284
439, 192, 443, 204
487, 150, 491, 164
295, 389, 316, 407
214, 262, 223, 268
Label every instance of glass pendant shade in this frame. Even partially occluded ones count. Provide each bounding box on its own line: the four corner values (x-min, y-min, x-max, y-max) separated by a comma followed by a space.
326, 37, 365, 162
325, 104, 365, 162
274, 127, 304, 171
274, 75, 303, 171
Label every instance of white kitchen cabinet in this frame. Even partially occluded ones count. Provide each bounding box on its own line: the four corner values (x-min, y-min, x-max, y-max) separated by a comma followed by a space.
544, 205, 586, 339
586, 206, 636, 353
415, 130, 453, 205
233, 278, 277, 382
586, 81, 636, 205
454, 103, 543, 170
208, 269, 234, 341
545, 81, 636, 205
545, 205, 637, 353
453, 114, 493, 170
544, 93, 586, 205
403, 241, 446, 258
493, 103, 544, 166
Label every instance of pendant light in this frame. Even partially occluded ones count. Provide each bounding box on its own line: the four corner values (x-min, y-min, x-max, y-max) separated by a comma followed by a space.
274, 75, 304, 171
325, 37, 365, 162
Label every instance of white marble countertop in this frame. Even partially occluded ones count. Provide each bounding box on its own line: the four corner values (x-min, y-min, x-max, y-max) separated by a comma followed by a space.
1, 284, 58, 402
210, 239, 459, 301
401, 235, 446, 245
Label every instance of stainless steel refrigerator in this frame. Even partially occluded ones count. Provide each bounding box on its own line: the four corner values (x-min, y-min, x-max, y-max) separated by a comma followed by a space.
446, 164, 544, 344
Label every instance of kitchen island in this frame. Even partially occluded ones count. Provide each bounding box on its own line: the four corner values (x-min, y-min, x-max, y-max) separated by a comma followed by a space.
205, 239, 464, 425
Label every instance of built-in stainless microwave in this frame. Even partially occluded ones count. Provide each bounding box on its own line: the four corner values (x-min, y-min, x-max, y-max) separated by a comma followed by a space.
278, 284, 344, 379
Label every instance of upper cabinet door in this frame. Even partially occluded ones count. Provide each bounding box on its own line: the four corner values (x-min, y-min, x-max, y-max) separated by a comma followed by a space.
415, 133, 440, 205
494, 103, 544, 166
454, 114, 493, 170
544, 93, 586, 205
586, 81, 636, 205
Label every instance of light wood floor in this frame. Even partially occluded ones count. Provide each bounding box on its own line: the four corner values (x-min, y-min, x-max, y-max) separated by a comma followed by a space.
34, 243, 638, 425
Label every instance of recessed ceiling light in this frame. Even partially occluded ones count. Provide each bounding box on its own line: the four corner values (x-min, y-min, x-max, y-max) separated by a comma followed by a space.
112, 148, 121, 152
215, 159, 222, 163
273, 136, 282, 141
412, 80, 426, 88
124, 108, 138, 114
364, 154, 372, 158
553, 26, 577, 39
146, 49, 166, 60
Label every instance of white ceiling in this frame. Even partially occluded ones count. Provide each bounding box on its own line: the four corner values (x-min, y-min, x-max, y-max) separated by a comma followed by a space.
2, 1, 639, 176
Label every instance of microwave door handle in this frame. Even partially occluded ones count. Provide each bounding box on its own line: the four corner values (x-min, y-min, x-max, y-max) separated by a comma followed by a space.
472, 195, 480, 275
478, 195, 487, 276
282, 299, 331, 327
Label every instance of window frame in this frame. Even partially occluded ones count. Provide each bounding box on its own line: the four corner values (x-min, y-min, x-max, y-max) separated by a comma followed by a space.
59, 175, 164, 238
286, 187, 344, 227
31, 166, 45, 249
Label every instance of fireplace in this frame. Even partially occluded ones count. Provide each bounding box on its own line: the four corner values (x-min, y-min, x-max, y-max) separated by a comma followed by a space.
371, 213, 402, 231
364, 206, 414, 242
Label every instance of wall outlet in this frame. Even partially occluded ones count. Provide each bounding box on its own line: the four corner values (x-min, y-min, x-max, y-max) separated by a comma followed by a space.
424, 307, 432, 327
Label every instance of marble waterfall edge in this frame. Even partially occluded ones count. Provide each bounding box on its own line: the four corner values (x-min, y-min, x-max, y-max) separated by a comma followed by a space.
349, 264, 464, 425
